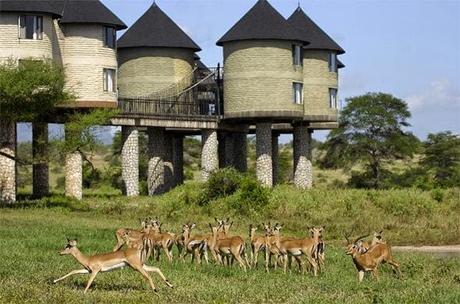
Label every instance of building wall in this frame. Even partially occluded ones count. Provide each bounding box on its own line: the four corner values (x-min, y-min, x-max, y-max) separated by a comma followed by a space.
303, 50, 338, 121
0, 12, 54, 61
118, 48, 194, 98
223, 40, 304, 119
61, 24, 118, 104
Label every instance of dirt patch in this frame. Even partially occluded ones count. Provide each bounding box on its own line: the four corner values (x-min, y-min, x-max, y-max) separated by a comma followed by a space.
393, 245, 460, 256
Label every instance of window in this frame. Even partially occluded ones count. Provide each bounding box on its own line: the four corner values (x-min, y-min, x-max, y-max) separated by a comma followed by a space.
19, 16, 43, 40
293, 82, 303, 104
292, 44, 303, 66
104, 27, 116, 48
329, 88, 338, 109
328, 52, 337, 72
103, 69, 116, 92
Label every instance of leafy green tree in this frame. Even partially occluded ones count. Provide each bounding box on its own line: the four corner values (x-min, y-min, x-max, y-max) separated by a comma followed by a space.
320, 93, 419, 188
421, 131, 460, 187
0, 59, 73, 121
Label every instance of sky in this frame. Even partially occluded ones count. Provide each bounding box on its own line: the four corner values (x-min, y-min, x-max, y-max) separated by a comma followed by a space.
18, 0, 460, 143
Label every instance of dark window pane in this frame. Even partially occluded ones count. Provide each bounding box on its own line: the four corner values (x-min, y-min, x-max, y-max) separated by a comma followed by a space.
105, 27, 116, 48
25, 16, 34, 39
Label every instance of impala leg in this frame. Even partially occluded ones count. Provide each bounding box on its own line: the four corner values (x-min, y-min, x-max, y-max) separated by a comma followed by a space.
372, 268, 379, 281
143, 265, 174, 288
83, 269, 100, 294
294, 256, 302, 273
131, 264, 157, 292
232, 250, 246, 272
202, 249, 209, 264
163, 245, 173, 263
265, 248, 270, 273
358, 270, 365, 282
53, 269, 89, 283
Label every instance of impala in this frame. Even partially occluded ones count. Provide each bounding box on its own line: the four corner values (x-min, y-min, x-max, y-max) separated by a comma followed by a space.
249, 224, 266, 268
113, 218, 150, 252
53, 239, 173, 293
144, 219, 175, 263
209, 223, 250, 271
181, 223, 209, 264
345, 235, 401, 282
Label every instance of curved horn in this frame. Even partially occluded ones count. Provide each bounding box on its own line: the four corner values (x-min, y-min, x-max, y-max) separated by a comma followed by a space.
354, 234, 370, 244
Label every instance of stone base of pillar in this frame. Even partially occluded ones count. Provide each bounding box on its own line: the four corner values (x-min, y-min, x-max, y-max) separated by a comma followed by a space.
272, 133, 279, 185
293, 124, 313, 189
173, 135, 184, 186
122, 126, 139, 197
65, 152, 82, 200
0, 120, 16, 204
256, 123, 273, 187
147, 127, 165, 195
201, 129, 218, 181
233, 133, 248, 172
32, 122, 49, 197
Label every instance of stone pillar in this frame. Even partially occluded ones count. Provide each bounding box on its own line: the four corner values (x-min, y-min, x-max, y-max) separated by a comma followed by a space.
173, 135, 184, 186
65, 152, 82, 200
121, 126, 139, 196
201, 129, 218, 181
164, 133, 174, 191
32, 122, 49, 197
147, 127, 165, 195
233, 132, 248, 172
218, 132, 226, 168
224, 133, 234, 167
293, 124, 313, 189
0, 119, 16, 204
256, 122, 273, 187
272, 133, 279, 185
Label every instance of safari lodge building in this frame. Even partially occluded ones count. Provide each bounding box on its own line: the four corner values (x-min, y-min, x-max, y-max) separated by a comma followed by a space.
0, 0, 345, 203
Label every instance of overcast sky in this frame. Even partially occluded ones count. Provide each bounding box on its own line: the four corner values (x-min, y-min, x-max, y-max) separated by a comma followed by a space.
18, 0, 460, 143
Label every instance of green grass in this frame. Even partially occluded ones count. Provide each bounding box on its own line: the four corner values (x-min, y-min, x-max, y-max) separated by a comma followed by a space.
0, 208, 459, 303
2, 184, 460, 303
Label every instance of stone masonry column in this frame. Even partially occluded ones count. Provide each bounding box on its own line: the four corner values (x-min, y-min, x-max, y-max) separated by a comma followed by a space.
122, 126, 139, 196
256, 122, 273, 187
272, 133, 279, 185
0, 119, 16, 204
173, 135, 184, 186
65, 152, 82, 200
147, 127, 165, 195
293, 124, 313, 189
32, 122, 49, 197
164, 133, 174, 191
201, 129, 218, 181
233, 132, 248, 172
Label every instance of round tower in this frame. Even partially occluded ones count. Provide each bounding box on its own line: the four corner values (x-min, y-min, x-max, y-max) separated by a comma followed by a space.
59, 0, 126, 107
0, 1, 62, 62
117, 3, 201, 98
217, 0, 309, 121
288, 7, 345, 122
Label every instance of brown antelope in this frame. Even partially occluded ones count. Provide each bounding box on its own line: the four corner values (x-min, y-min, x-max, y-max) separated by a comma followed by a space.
277, 226, 323, 276
181, 223, 209, 264
345, 235, 401, 282
113, 218, 150, 252
249, 224, 266, 268
53, 239, 173, 293
264, 222, 287, 272
362, 231, 385, 250
144, 219, 175, 263
209, 223, 250, 271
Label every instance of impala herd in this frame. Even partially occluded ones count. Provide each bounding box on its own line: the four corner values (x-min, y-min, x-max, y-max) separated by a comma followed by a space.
54, 217, 401, 293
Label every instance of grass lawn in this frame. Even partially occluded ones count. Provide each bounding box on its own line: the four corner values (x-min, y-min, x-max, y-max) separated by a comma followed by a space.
0, 206, 459, 304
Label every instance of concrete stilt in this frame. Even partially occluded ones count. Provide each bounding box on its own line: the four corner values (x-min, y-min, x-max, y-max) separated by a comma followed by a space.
32, 122, 49, 197
201, 129, 218, 181
0, 119, 16, 203
272, 133, 279, 185
147, 127, 165, 195
164, 133, 174, 191
293, 124, 313, 189
173, 135, 184, 186
121, 126, 139, 196
256, 122, 273, 187
233, 132, 248, 172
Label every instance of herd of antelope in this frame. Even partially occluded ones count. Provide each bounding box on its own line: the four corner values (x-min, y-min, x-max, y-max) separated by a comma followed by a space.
54, 217, 401, 293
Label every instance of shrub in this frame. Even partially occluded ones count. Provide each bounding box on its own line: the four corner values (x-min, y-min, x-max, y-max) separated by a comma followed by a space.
198, 168, 243, 205
236, 176, 270, 212
82, 163, 102, 188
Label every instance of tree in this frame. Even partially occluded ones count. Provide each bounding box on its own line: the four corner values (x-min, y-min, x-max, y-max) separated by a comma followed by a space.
320, 92, 419, 188
421, 131, 460, 187
0, 59, 73, 121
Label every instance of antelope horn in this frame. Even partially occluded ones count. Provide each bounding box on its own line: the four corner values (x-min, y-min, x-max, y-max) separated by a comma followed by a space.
354, 234, 370, 244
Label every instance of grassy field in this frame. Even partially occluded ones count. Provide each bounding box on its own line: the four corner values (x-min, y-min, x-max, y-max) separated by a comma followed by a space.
1, 185, 460, 303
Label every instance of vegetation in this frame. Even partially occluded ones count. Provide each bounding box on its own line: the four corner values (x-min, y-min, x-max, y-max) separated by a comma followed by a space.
0, 59, 73, 121
0, 187, 459, 303
320, 93, 419, 188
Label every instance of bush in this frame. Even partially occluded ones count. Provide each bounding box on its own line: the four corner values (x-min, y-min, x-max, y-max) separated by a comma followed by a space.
82, 163, 102, 188
198, 168, 243, 205
234, 176, 270, 213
